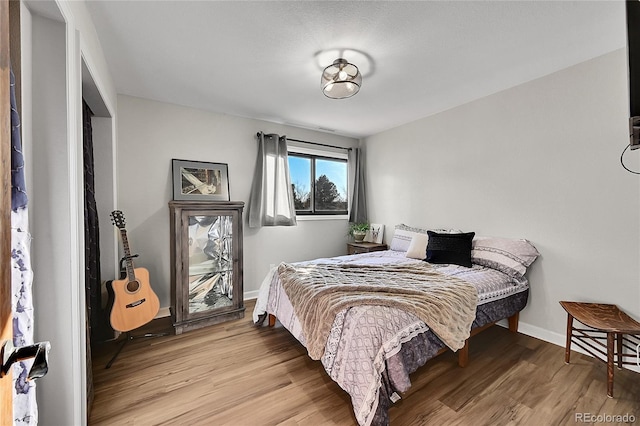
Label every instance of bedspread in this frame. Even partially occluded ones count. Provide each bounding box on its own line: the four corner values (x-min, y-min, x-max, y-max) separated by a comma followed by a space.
322, 305, 428, 426
277, 262, 478, 360
253, 251, 530, 426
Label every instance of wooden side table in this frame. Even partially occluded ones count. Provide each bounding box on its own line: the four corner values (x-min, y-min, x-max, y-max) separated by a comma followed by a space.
347, 242, 387, 255
559, 301, 640, 398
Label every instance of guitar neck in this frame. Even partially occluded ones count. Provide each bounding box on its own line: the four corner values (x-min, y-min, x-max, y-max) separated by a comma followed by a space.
119, 229, 136, 280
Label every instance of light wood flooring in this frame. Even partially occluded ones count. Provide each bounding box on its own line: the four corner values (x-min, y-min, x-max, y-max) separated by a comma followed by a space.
89, 299, 640, 425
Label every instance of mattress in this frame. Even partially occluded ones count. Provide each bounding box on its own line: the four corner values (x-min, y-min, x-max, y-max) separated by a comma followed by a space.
253, 250, 529, 344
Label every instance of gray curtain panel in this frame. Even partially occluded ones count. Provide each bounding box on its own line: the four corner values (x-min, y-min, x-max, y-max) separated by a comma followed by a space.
248, 132, 297, 227
349, 148, 368, 223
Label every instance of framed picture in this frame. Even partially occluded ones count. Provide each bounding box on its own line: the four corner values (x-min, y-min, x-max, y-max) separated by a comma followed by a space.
364, 223, 385, 244
172, 159, 230, 201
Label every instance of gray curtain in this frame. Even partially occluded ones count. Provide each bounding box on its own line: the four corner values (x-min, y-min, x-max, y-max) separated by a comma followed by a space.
248, 132, 297, 227
349, 148, 368, 223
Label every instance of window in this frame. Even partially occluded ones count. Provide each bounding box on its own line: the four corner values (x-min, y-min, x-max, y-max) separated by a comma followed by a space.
288, 147, 348, 216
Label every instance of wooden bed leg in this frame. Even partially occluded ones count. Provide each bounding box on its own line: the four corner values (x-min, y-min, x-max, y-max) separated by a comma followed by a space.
458, 339, 469, 368
268, 314, 276, 327
508, 312, 519, 333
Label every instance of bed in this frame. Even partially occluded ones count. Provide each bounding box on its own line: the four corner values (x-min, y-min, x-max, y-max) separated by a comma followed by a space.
253, 225, 539, 426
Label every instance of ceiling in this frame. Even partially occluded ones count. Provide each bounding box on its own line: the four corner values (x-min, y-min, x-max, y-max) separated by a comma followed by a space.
85, 1, 626, 139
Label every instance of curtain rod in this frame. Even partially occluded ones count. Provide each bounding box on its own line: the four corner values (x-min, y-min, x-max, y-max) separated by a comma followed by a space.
256, 132, 352, 151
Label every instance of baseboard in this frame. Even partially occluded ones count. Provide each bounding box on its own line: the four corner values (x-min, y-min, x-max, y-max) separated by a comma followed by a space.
155, 293, 260, 320
155, 306, 171, 319
497, 319, 640, 373
244, 290, 260, 300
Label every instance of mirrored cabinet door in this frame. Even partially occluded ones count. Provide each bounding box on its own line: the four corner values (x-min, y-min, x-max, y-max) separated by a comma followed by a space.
170, 201, 244, 334
187, 214, 234, 314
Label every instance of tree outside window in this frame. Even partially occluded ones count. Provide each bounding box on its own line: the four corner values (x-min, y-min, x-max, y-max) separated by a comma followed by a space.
288, 153, 347, 215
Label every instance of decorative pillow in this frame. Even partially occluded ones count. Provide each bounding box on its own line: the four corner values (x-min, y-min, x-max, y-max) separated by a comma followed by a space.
430, 228, 463, 234
389, 228, 416, 252
471, 236, 540, 278
425, 231, 475, 267
389, 224, 429, 251
405, 234, 429, 259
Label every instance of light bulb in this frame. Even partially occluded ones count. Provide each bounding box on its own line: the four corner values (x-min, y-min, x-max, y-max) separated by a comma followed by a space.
338, 70, 348, 80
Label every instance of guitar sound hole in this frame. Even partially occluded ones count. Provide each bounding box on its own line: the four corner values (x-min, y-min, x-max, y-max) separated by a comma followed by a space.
126, 280, 141, 293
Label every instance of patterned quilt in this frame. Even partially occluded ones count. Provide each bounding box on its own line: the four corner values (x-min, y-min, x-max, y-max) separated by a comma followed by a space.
253, 251, 529, 426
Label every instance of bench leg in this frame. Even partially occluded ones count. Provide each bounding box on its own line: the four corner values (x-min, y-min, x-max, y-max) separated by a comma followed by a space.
607, 332, 614, 398
616, 333, 623, 369
565, 313, 573, 364
268, 314, 276, 327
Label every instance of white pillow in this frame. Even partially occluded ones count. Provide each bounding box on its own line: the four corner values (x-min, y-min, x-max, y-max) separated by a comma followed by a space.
389, 229, 415, 251
389, 224, 429, 251
405, 234, 429, 259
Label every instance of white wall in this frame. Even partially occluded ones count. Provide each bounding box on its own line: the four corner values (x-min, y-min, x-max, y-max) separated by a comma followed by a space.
364, 50, 640, 343
116, 95, 359, 308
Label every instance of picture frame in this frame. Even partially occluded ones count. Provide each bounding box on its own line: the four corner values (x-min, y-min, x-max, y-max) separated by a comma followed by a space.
364, 223, 385, 244
172, 159, 230, 201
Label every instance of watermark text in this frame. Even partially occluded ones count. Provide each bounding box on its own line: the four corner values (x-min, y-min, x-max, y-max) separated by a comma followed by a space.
575, 413, 636, 423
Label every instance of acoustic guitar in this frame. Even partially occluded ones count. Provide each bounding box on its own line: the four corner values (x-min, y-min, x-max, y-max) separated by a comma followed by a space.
108, 210, 160, 332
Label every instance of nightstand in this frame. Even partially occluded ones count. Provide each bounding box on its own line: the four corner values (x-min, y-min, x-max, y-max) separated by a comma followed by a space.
347, 242, 388, 255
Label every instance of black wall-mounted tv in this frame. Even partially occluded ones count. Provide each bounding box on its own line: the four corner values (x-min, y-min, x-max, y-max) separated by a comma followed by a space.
627, 0, 640, 149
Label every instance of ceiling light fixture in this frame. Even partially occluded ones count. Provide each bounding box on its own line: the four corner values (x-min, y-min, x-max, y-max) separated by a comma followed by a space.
321, 58, 362, 99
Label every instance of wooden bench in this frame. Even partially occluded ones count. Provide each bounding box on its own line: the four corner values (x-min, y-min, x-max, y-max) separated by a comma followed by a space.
559, 301, 640, 398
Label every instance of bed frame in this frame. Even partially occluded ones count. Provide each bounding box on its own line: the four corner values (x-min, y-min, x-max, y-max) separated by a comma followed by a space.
267, 311, 520, 367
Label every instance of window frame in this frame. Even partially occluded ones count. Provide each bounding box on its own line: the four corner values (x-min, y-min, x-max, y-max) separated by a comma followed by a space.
287, 144, 349, 219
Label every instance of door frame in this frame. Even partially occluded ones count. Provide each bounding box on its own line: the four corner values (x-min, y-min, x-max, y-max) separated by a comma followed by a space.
0, 0, 13, 424
20, 2, 117, 423
2, 1, 117, 423
1, 0, 14, 424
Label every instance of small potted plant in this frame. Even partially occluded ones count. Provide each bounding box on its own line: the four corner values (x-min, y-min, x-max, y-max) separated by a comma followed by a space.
349, 222, 370, 242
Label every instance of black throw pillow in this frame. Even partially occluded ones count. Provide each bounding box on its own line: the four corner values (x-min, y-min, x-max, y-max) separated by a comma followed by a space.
425, 231, 475, 267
